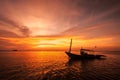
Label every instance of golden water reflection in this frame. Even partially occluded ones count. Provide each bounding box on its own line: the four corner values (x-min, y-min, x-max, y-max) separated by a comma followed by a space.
0, 51, 120, 80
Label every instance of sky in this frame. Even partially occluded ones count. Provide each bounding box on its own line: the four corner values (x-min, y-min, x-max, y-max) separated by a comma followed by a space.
0, 0, 120, 51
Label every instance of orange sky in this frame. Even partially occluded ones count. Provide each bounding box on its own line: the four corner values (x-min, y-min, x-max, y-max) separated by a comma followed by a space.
0, 0, 120, 51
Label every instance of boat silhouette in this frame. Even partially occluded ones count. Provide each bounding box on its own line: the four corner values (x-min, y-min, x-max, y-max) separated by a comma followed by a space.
13, 49, 18, 51
65, 39, 105, 60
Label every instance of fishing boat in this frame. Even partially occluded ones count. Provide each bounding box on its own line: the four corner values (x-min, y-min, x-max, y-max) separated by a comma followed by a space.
65, 39, 105, 60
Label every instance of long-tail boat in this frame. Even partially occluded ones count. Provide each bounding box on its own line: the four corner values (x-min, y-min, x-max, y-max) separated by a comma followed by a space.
65, 39, 105, 60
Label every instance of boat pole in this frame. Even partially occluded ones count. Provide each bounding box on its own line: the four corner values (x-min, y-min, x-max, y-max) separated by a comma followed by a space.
69, 39, 72, 52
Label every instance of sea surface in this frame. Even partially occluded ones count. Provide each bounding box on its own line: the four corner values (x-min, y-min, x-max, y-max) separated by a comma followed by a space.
0, 51, 120, 80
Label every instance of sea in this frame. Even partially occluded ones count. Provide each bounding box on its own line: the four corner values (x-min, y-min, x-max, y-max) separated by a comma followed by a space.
0, 51, 120, 80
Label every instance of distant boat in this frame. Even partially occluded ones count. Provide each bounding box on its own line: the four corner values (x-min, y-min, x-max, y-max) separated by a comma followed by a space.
13, 49, 18, 51
65, 39, 105, 60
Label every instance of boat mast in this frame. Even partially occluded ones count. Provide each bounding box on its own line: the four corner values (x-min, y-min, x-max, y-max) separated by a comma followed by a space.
69, 39, 72, 52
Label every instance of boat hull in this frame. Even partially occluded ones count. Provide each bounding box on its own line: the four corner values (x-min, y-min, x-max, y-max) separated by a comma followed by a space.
65, 52, 104, 60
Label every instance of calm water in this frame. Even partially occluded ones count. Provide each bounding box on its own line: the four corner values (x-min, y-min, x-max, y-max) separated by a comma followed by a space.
0, 51, 120, 80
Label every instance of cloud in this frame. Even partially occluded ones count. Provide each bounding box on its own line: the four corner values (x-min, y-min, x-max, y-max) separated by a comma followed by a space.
19, 26, 30, 37
0, 38, 16, 50
0, 0, 120, 37
0, 0, 120, 50
63, 20, 120, 39
0, 30, 20, 38
0, 14, 30, 37
0, 37, 32, 50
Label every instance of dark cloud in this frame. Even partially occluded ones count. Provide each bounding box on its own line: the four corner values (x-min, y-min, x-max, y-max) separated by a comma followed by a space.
19, 26, 30, 37
0, 30, 20, 38
0, 14, 30, 37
